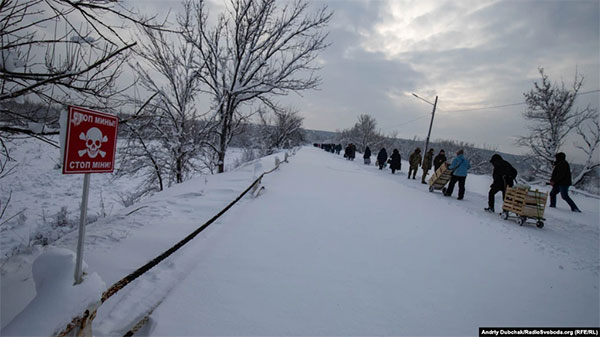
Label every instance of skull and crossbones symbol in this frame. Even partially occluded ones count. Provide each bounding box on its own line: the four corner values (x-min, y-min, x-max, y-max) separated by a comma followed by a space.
78, 127, 108, 158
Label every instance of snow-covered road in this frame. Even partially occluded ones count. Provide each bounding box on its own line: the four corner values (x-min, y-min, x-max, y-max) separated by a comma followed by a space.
141, 147, 599, 336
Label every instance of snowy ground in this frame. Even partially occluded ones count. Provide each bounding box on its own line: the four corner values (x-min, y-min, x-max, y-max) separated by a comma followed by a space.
0, 137, 246, 327
0, 138, 247, 260
1, 146, 598, 336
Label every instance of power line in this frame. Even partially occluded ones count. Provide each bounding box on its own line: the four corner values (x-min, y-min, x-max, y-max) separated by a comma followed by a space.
440, 101, 525, 113
440, 89, 600, 113
383, 89, 600, 131
382, 115, 428, 130
580, 89, 600, 95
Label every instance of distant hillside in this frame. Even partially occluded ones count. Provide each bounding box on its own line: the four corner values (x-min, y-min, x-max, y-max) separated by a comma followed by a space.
301, 128, 338, 143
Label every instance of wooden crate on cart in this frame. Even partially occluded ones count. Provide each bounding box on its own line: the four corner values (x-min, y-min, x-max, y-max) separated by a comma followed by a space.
428, 162, 452, 193
502, 186, 548, 227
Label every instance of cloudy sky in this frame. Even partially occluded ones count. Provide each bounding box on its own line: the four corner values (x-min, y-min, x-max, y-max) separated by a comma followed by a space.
135, 0, 599, 161
285, 0, 599, 161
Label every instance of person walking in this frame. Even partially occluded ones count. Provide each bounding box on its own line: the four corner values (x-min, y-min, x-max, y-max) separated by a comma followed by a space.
433, 149, 447, 171
408, 148, 422, 179
421, 148, 434, 184
444, 149, 471, 200
549, 152, 581, 212
363, 146, 372, 165
389, 149, 401, 174
485, 154, 518, 213
377, 148, 388, 170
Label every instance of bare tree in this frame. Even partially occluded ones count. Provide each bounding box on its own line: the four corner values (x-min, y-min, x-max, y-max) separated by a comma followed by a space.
116, 115, 167, 197
179, 0, 332, 172
0, 137, 16, 222
573, 113, 600, 186
517, 68, 596, 180
260, 105, 304, 151
0, 0, 161, 152
0, 136, 16, 179
337, 114, 386, 152
117, 25, 214, 196
467, 143, 499, 174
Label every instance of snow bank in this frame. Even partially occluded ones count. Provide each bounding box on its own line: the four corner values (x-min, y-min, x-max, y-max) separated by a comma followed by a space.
1, 247, 104, 336
1, 145, 289, 334
0, 138, 250, 261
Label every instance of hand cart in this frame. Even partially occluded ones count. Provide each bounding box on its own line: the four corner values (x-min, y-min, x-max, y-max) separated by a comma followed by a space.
428, 162, 452, 193
501, 186, 548, 228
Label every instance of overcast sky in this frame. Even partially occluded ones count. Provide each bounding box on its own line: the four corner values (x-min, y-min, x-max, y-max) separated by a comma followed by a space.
134, 0, 599, 161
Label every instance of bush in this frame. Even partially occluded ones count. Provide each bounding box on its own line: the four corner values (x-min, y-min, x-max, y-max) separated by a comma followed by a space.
233, 147, 259, 169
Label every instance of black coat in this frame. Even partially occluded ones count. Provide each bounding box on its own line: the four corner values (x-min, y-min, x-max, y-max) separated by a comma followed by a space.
389, 151, 401, 170
364, 147, 371, 159
433, 154, 446, 171
349, 144, 356, 159
377, 149, 388, 164
551, 156, 572, 186
490, 154, 517, 188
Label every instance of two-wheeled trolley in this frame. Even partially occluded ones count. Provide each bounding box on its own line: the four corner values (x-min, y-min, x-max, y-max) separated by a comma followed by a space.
501, 186, 547, 228
428, 162, 452, 194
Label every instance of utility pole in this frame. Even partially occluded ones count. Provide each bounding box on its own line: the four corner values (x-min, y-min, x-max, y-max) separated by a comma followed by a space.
423, 95, 438, 158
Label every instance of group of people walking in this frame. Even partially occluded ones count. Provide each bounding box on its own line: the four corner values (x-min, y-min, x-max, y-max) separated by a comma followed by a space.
315, 143, 343, 155
372, 147, 448, 183
372, 147, 402, 174
483, 152, 580, 212
320, 143, 582, 213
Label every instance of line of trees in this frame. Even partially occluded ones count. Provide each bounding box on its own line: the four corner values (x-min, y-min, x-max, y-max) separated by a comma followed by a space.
335, 76, 598, 187
334, 114, 500, 174
2, 1, 598, 201
1, 0, 331, 202
337, 114, 387, 152
116, 0, 329, 196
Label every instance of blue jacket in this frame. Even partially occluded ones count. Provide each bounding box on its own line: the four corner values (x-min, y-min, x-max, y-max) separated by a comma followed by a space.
448, 154, 471, 177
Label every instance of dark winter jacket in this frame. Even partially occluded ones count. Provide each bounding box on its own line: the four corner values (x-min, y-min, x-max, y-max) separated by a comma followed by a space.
363, 147, 371, 159
550, 152, 572, 186
345, 144, 356, 159
433, 153, 447, 171
389, 150, 401, 170
377, 148, 388, 164
490, 154, 518, 188
422, 150, 434, 170
409, 150, 422, 169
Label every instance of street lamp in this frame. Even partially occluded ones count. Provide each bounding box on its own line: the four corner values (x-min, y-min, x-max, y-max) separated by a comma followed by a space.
411, 93, 438, 163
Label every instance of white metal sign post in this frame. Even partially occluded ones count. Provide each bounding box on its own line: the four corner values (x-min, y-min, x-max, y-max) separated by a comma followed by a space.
61, 106, 118, 284
74, 173, 91, 284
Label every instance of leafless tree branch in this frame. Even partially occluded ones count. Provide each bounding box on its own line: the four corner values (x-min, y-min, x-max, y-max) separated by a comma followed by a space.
517, 67, 596, 180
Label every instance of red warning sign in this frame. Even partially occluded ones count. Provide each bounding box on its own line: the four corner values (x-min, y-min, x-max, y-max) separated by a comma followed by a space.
62, 106, 118, 174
